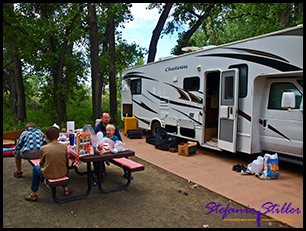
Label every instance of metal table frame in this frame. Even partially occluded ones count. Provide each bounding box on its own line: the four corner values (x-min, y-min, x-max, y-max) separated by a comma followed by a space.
53, 150, 135, 203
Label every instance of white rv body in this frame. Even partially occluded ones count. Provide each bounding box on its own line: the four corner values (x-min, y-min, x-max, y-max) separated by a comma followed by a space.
121, 25, 303, 158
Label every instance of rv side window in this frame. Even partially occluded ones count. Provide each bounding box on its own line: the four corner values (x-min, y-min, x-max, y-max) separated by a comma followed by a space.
229, 64, 248, 98
183, 77, 200, 91
131, 79, 141, 95
268, 82, 302, 110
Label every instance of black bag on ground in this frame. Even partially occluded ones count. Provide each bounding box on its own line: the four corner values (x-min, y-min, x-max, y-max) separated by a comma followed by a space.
154, 127, 178, 151
127, 129, 142, 139
146, 136, 155, 145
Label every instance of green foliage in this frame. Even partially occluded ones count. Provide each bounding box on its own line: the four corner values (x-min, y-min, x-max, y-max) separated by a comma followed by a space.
170, 3, 303, 54
3, 3, 145, 132
3, 87, 124, 133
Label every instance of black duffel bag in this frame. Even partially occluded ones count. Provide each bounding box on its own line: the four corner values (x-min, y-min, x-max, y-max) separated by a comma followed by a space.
154, 127, 178, 151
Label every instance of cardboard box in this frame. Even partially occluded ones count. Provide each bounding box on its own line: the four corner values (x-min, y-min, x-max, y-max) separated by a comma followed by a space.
178, 141, 197, 156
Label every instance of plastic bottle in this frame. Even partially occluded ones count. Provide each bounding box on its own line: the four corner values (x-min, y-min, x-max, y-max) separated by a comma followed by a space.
69, 129, 74, 146
97, 130, 103, 141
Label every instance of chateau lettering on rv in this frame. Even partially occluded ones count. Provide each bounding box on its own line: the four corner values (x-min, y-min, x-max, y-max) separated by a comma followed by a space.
165, 65, 188, 72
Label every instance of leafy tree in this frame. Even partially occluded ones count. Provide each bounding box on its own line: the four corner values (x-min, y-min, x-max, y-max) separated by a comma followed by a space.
88, 3, 134, 123
88, 3, 102, 121
147, 3, 173, 63
3, 3, 28, 121
172, 3, 303, 52
3, 3, 146, 129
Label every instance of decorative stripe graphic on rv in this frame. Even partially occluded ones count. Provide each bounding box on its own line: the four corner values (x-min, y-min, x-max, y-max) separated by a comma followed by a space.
225, 48, 290, 63
238, 109, 251, 122
197, 53, 302, 72
164, 82, 203, 104
259, 119, 291, 141
238, 110, 291, 141
123, 72, 158, 82
171, 108, 202, 125
147, 90, 202, 110
134, 115, 150, 125
132, 99, 158, 114
164, 83, 189, 101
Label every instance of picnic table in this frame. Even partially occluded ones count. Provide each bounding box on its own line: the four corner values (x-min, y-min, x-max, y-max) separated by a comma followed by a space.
54, 146, 140, 203
28, 142, 144, 204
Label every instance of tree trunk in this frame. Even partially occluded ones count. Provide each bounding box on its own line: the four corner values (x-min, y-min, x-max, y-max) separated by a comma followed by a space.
108, 16, 118, 124
147, 3, 173, 63
175, 4, 214, 55
12, 45, 27, 122
8, 48, 17, 115
88, 3, 102, 121
278, 3, 292, 27
50, 5, 82, 125
4, 4, 26, 119
54, 42, 68, 126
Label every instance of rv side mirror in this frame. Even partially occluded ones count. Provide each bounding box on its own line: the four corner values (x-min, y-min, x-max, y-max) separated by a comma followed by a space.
281, 92, 295, 109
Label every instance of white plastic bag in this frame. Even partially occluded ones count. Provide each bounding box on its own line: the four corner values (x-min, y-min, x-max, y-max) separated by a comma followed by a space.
114, 140, 126, 152
110, 141, 126, 154
99, 137, 114, 154
247, 156, 264, 174
83, 124, 100, 145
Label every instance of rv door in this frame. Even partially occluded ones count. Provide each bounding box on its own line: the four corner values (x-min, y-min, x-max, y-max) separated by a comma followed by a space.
218, 69, 239, 153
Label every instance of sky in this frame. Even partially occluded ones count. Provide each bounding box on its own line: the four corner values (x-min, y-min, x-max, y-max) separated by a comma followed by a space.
119, 3, 179, 62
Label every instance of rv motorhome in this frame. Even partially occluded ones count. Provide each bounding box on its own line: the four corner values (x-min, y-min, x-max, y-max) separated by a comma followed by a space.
121, 24, 303, 158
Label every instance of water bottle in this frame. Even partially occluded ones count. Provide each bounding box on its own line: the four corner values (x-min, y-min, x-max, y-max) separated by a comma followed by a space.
69, 129, 74, 146
97, 130, 103, 141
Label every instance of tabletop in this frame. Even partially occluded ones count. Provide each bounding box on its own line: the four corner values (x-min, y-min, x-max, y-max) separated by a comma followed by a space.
79, 150, 135, 162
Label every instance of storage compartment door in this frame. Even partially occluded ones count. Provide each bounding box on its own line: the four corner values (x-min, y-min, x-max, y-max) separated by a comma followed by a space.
121, 90, 133, 117
218, 69, 239, 153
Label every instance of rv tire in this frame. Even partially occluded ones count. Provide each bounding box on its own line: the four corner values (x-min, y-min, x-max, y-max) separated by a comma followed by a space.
151, 121, 160, 136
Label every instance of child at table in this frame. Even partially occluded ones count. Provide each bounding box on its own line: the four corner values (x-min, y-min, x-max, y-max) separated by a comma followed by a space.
104, 124, 131, 179
104, 124, 119, 142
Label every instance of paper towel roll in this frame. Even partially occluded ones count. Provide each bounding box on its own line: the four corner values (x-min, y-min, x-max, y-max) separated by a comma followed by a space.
95, 119, 101, 127
67, 121, 75, 133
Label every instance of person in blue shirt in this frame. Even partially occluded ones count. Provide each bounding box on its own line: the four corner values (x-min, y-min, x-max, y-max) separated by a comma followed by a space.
94, 112, 122, 141
14, 122, 47, 178
93, 112, 127, 183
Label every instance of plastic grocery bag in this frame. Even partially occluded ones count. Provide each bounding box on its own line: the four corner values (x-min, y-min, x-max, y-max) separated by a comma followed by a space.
83, 124, 100, 145
98, 137, 114, 154
245, 156, 264, 174
255, 153, 279, 180
114, 141, 126, 152
110, 141, 126, 154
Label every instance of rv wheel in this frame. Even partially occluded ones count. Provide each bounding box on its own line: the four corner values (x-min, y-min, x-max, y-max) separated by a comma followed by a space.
151, 121, 160, 136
